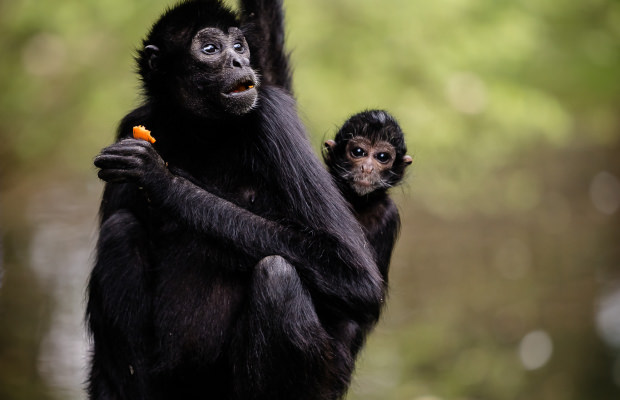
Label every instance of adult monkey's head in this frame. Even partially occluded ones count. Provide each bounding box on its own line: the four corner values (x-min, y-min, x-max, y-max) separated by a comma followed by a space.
137, 0, 259, 118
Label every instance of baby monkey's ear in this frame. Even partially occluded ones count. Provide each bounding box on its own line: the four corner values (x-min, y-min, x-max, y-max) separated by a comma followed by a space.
403, 155, 413, 165
323, 139, 336, 161
324, 140, 336, 150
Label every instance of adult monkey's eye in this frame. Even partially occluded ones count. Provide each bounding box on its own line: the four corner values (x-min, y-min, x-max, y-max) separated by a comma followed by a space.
233, 42, 244, 53
350, 147, 366, 158
202, 44, 217, 54
375, 153, 391, 163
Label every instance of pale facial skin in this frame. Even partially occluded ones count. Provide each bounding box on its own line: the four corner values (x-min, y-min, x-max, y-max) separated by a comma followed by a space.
183, 26, 259, 116
344, 137, 397, 195
325, 137, 412, 196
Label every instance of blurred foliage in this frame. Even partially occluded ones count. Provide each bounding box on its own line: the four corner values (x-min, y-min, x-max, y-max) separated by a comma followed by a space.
1, 0, 619, 399
0, 0, 618, 213
285, 0, 620, 218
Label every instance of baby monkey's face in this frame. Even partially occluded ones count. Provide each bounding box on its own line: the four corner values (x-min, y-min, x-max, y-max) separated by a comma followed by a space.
344, 137, 396, 196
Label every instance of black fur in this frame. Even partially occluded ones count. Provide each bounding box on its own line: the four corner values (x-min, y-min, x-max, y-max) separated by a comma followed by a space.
324, 110, 411, 282
87, 1, 383, 400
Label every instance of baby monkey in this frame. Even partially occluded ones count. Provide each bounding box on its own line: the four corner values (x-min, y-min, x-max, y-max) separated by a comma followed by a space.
324, 110, 412, 282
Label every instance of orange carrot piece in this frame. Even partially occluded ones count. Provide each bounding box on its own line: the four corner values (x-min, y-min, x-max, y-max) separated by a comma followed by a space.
133, 125, 156, 144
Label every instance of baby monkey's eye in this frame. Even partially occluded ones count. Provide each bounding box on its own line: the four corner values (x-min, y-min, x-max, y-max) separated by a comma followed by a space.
350, 147, 367, 158
375, 152, 392, 163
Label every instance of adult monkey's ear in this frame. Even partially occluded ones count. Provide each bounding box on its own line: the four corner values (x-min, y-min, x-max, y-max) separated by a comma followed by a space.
403, 155, 413, 165
144, 45, 160, 70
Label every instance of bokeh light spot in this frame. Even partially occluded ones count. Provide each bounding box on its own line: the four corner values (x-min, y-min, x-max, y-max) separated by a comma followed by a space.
519, 330, 553, 370
596, 289, 620, 349
22, 32, 68, 77
589, 171, 620, 215
445, 72, 488, 115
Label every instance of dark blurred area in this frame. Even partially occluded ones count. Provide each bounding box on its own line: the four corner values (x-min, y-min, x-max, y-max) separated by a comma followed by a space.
1, 0, 619, 399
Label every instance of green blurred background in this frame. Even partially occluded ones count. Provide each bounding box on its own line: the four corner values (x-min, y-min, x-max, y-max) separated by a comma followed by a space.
1, 0, 619, 399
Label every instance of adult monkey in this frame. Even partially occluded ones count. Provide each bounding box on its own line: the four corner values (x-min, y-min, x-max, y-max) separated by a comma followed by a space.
88, 1, 383, 400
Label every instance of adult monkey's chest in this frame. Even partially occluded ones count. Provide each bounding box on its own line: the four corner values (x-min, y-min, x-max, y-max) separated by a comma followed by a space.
179, 159, 272, 214
148, 155, 270, 362
151, 250, 248, 367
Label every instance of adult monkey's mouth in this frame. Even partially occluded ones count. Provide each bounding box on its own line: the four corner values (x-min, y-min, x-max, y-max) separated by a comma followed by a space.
220, 74, 259, 115
224, 76, 257, 96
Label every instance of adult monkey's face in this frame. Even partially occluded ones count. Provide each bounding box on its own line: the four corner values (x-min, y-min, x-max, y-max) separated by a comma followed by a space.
183, 26, 259, 117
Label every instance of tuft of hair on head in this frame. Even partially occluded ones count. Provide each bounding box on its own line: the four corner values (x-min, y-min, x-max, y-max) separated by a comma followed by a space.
335, 110, 406, 152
